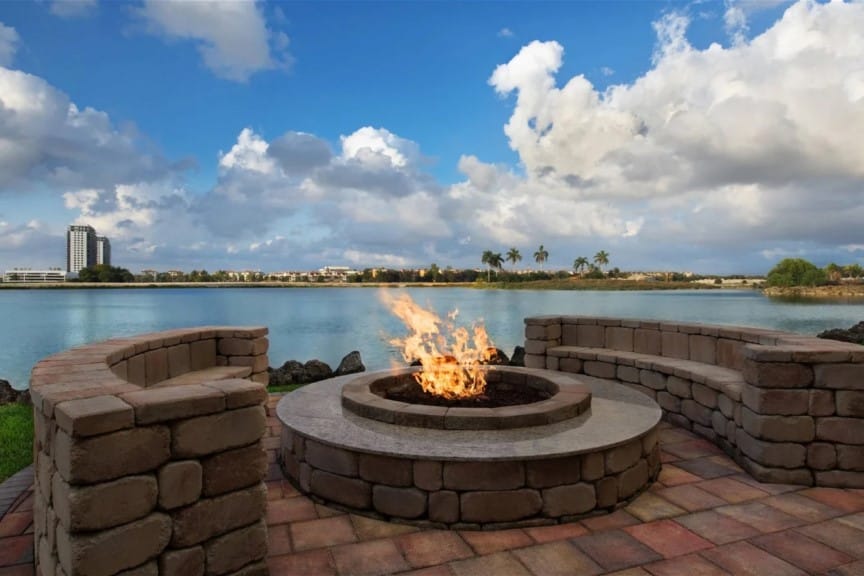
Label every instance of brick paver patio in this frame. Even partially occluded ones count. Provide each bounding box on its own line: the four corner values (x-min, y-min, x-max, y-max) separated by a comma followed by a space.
4, 394, 864, 575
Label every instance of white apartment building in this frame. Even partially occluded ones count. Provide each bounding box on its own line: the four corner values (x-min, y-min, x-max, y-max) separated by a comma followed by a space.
67, 225, 96, 273
3, 269, 69, 283
96, 236, 111, 266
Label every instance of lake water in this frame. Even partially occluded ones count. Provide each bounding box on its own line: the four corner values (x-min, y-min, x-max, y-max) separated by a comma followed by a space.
1, 287, 862, 390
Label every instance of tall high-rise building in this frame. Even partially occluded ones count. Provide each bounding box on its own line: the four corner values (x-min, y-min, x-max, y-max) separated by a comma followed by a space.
96, 236, 111, 266
66, 225, 97, 273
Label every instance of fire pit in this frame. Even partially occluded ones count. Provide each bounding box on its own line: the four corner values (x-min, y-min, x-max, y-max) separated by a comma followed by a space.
277, 294, 661, 527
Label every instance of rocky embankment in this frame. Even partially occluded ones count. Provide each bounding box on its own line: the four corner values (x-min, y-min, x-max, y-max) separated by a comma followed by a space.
0, 379, 30, 406
818, 321, 864, 345
267, 346, 526, 387
764, 284, 864, 298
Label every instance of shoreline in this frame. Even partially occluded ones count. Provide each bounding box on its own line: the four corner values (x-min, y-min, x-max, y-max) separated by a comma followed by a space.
763, 284, 864, 299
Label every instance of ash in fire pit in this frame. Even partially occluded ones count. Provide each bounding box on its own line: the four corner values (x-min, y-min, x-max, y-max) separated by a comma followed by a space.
385, 379, 551, 408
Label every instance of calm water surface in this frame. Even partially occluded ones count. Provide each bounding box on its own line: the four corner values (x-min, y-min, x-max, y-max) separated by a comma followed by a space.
1, 287, 862, 390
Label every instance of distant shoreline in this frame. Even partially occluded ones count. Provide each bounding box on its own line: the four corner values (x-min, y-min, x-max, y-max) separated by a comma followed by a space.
763, 284, 864, 299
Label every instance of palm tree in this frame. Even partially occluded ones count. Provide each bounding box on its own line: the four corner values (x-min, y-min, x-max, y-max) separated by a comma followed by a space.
534, 245, 549, 269
593, 250, 610, 272
488, 252, 504, 278
506, 247, 522, 270
481, 250, 494, 282
573, 256, 590, 276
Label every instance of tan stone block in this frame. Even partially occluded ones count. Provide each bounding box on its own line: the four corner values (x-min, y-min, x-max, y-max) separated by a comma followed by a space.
575, 324, 605, 347
250, 372, 269, 385
202, 442, 267, 497
741, 458, 813, 486
605, 442, 642, 474
559, 358, 582, 373
145, 348, 168, 386
38, 452, 54, 504
810, 390, 835, 417
735, 429, 806, 469
525, 340, 552, 355
443, 461, 524, 490
121, 385, 225, 424
692, 383, 718, 408
681, 400, 713, 427
595, 476, 617, 508
413, 461, 442, 491
111, 361, 128, 381
525, 325, 546, 340
166, 344, 191, 379
359, 453, 412, 487
741, 408, 815, 442
545, 356, 559, 371
580, 452, 603, 482
309, 470, 371, 509
524, 354, 545, 369
666, 376, 692, 399
429, 490, 459, 524
226, 560, 268, 576
373, 485, 426, 519
55, 426, 170, 484
617, 366, 640, 383
201, 379, 266, 409
218, 338, 254, 357
618, 460, 649, 499
305, 440, 358, 477
712, 411, 728, 437
54, 395, 135, 438
38, 535, 55, 576
606, 327, 634, 352
837, 391, 864, 417
526, 457, 580, 488
716, 339, 744, 370
662, 332, 689, 360
541, 483, 595, 517
116, 560, 157, 575
56, 512, 171, 576
228, 355, 269, 373
53, 474, 157, 531
128, 354, 146, 387
743, 361, 813, 388
204, 519, 267, 576
817, 417, 864, 445
460, 489, 542, 522
172, 406, 266, 458
741, 384, 809, 416
160, 546, 204, 576
689, 335, 716, 364
640, 370, 666, 390
815, 364, 864, 390
807, 443, 837, 470
190, 340, 217, 371
249, 337, 270, 357
717, 394, 735, 418
171, 483, 267, 547
813, 470, 864, 488
584, 361, 616, 379
634, 329, 661, 355
158, 461, 203, 509
657, 391, 681, 413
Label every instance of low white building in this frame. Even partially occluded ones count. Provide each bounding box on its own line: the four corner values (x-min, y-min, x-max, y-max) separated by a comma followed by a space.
3, 269, 71, 283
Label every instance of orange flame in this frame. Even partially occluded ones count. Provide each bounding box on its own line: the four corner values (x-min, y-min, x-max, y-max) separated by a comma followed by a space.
380, 291, 495, 399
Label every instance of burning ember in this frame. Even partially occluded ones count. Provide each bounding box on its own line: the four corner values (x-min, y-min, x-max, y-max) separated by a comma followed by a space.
380, 291, 495, 399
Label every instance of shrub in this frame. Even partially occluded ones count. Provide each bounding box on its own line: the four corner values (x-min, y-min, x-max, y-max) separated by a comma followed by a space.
766, 258, 827, 287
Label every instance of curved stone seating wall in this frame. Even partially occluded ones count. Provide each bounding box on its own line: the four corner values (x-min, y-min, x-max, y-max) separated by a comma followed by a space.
524, 316, 864, 488
29, 326, 271, 576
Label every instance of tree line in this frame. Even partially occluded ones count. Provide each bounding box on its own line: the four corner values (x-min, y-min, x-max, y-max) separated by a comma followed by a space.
480, 246, 614, 281
766, 259, 864, 288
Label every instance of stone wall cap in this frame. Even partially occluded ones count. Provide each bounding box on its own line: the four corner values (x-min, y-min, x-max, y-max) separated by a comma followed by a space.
120, 384, 226, 424
55, 395, 135, 437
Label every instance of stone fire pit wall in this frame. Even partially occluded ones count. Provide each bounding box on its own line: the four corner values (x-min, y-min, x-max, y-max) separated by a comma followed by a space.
524, 316, 864, 488
29, 327, 271, 576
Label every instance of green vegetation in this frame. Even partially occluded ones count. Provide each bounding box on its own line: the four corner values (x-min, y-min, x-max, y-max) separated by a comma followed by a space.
0, 403, 34, 482
533, 245, 549, 268
76, 264, 135, 283
766, 258, 828, 287
267, 383, 307, 394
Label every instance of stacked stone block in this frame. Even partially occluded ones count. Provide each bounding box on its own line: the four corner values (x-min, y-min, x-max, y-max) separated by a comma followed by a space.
525, 315, 864, 488
280, 428, 659, 529
30, 327, 270, 576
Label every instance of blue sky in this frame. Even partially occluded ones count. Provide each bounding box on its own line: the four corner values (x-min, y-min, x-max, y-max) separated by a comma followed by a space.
0, 0, 862, 274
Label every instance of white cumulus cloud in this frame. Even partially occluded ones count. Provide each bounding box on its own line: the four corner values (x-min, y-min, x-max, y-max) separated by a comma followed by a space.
0, 22, 19, 67
49, 0, 98, 19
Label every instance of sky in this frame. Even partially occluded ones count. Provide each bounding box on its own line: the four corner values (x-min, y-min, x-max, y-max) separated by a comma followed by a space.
0, 0, 862, 275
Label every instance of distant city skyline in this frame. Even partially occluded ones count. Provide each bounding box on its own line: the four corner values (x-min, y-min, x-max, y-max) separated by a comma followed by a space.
0, 1, 862, 275
66, 224, 110, 273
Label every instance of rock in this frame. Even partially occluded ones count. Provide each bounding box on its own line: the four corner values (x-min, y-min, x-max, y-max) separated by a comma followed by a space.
509, 346, 526, 367
482, 348, 510, 365
268, 359, 333, 385
819, 322, 864, 345
334, 351, 365, 376
303, 360, 333, 382
0, 380, 30, 406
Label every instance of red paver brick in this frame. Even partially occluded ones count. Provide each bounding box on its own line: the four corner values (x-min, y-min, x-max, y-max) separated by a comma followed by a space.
828, 560, 864, 576
716, 501, 803, 533
606, 569, 652, 576
267, 548, 335, 576
351, 515, 417, 541
661, 439, 724, 460
674, 510, 760, 545
331, 539, 410, 576
0, 535, 33, 567
696, 477, 769, 504
700, 541, 806, 576
659, 450, 680, 463
729, 473, 800, 495
656, 464, 702, 487
512, 541, 602, 576
654, 485, 727, 512
0, 514, 31, 538
394, 567, 454, 576
580, 509, 641, 532
315, 503, 344, 518
751, 529, 854, 574
644, 554, 731, 575
800, 487, 864, 514
572, 529, 663, 572
266, 480, 283, 501
281, 480, 300, 498
268, 523, 293, 556
764, 492, 845, 523
658, 428, 698, 445
397, 530, 474, 569
837, 511, 864, 531
624, 519, 713, 558
459, 528, 533, 555
267, 496, 318, 525
674, 457, 738, 480
625, 492, 686, 522
524, 522, 588, 543
290, 516, 357, 552
10, 495, 32, 514
796, 519, 864, 557
448, 551, 531, 576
